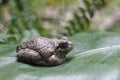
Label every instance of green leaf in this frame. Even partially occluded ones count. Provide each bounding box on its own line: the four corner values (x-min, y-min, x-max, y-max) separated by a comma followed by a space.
1, 32, 120, 80
69, 32, 120, 56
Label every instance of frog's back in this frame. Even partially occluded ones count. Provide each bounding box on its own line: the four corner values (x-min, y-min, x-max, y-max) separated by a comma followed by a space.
32, 37, 56, 53
17, 37, 55, 54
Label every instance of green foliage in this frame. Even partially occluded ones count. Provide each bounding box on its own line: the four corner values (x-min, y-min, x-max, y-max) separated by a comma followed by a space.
0, 0, 120, 80
32, 0, 77, 6
107, 24, 120, 33
0, 0, 50, 37
1, 32, 120, 80
90, 0, 120, 31
0, 33, 18, 44
63, 0, 107, 36
0, 0, 108, 37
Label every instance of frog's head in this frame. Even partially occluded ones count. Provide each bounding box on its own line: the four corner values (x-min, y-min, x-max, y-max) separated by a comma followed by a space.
56, 39, 74, 55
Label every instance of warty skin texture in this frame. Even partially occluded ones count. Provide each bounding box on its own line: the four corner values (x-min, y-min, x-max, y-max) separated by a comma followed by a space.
16, 37, 74, 66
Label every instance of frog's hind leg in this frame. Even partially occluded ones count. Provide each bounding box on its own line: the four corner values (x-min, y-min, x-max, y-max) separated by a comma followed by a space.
17, 49, 41, 65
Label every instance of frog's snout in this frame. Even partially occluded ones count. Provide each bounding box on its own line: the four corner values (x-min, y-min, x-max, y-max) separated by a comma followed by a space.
68, 42, 74, 50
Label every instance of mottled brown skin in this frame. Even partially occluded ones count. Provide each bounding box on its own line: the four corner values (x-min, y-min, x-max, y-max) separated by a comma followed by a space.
16, 37, 74, 66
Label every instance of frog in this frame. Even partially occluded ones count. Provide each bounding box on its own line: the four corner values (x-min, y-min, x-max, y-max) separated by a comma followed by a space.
16, 37, 74, 66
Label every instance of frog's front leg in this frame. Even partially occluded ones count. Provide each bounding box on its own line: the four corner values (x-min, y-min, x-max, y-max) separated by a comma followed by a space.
48, 55, 66, 66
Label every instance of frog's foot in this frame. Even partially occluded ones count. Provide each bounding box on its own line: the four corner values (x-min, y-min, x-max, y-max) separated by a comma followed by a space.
48, 55, 66, 66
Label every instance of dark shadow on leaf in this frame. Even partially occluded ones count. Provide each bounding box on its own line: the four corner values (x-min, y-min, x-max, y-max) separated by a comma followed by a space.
65, 57, 75, 63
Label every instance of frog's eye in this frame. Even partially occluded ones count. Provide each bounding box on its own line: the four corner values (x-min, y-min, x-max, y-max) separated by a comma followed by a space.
60, 42, 68, 48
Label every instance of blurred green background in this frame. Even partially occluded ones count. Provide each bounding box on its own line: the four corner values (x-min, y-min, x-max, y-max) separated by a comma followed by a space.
1, 0, 115, 39
1, 0, 120, 80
